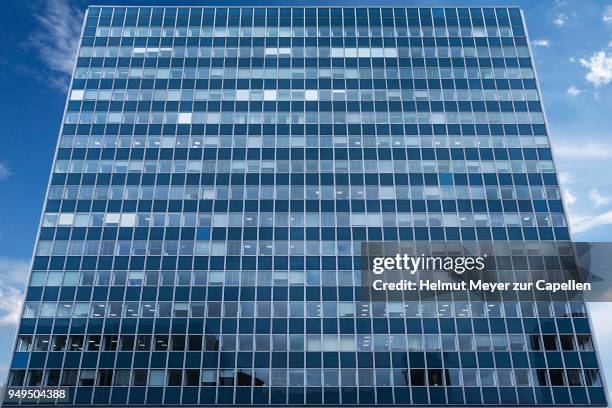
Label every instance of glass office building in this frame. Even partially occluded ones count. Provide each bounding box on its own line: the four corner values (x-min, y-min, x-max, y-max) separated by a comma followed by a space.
7, 6, 607, 406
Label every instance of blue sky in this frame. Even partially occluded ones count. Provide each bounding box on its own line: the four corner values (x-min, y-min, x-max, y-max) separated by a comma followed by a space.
0, 0, 612, 391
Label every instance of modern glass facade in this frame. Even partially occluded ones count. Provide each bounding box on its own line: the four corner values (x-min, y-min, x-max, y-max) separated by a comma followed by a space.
6, 6, 607, 406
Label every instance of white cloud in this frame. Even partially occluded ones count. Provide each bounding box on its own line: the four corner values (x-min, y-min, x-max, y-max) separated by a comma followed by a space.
580, 51, 612, 87
588, 303, 612, 385
0, 257, 29, 328
603, 5, 612, 23
563, 188, 578, 206
553, 13, 568, 27
531, 39, 551, 48
554, 142, 612, 159
558, 171, 574, 185
558, 171, 577, 206
566, 85, 583, 97
589, 189, 612, 207
560, 171, 612, 234
0, 163, 9, 181
568, 210, 612, 233
26, 0, 83, 89
0, 258, 29, 286
588, 302, 612, 407
0, 286, 26, 327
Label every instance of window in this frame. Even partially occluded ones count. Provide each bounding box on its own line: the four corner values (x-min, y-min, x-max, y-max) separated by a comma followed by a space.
149, 370, 165, 386
178, 112, 192, 124
305, 90, 318, 101
201, 370, 217, 386
79, 370, 95, 386
70, 90, 84, 100
264, 90, 277, 101
132, 370, 148, 386
167, 369, 183, 386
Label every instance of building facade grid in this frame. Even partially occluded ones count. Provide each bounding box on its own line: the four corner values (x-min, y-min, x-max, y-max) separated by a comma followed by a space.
6, 6, 607, 406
